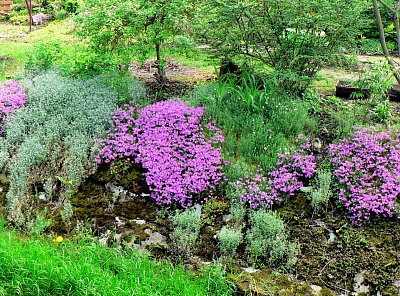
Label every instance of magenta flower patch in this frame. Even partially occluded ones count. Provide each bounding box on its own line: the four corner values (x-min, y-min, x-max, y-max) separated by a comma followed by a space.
233, 137, 317, 209
96, 99, 224, 207
329, 126, 400, 222
268, 137, 316, 202
0, 80, 26, 134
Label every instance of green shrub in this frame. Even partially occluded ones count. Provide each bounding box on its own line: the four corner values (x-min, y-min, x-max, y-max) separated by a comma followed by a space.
217, 226, 243, 257
171, 208, 202, 256
97, 71, 146, 105
360, 38, 395, 55
246, 209, 298, 269
0, 71, 119, 224
9, 15, 28, 25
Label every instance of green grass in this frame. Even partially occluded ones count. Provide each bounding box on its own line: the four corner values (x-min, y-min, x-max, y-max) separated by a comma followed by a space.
0, 224, 235, 296
0, 20, 77, 80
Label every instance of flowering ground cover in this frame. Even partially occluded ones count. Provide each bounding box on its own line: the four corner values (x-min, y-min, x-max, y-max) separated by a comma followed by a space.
0, 80, 26, 134
97, 99, 224, 206
329, 126, 400, 222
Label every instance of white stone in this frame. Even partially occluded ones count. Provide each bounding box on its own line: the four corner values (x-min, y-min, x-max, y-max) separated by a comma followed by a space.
242, 267, 259, 273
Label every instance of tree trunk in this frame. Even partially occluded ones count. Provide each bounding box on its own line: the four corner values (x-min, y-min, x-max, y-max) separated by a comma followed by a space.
155, 42, 166, 82
394, 12, 400, 57
373, 0, 400, 84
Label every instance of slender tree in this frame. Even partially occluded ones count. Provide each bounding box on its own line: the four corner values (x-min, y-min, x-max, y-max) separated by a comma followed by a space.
372, 0, 400, 84
78, 0, 197, 82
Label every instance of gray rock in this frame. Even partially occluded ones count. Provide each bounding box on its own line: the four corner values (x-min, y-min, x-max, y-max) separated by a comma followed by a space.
222, 214, 231, 222
242, 267, 259, 273
353, 271, 369, 295
193, 203, 202, 217
141, 229, 167, 248
310, 284, 322, 295
106, 182, 127, 199
98, 237, 108, 247
115, 216, 126, 227
327, 229, 337, 244
38, 192, 46, 201
133, 219, 146, 225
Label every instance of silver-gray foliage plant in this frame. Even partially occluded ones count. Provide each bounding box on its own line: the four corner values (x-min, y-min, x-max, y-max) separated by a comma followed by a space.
0, 71, 133, 223
217, 226, 243, 257
246, 209, 298, 270
171, 208, 202, 256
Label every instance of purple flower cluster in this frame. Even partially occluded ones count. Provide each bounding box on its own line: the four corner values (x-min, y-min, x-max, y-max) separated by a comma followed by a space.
269, 137, 316, 200
0, 81, 26, 134
231, 172, 271, 209
31, 13, 47, 25
329, 126, 400, 222
96, 99, 225, 207
232, 137, 316, 209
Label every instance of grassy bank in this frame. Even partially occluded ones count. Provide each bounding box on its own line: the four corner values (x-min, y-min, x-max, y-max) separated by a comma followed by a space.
0, 223, 235, 296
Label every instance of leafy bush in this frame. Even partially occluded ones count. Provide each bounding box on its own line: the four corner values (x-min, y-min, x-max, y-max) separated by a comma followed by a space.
217, 227, 243, 257
198, 0, 364, 94
229, 202, 246, 227
0, 71, 118, 224
96, 99, 224, 207
246, 209, 298, 269
360, 38, 395, 55
0, 80, 26, 134
171, 208, 202, 256
329, 126, 400, 222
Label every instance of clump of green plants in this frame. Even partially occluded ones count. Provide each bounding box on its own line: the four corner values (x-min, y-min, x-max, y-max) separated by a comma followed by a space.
351, 63, 393, 122
191, 72, 316, 172
0, 71, 121, 225
246, 209, 298, 270
202, 197, 229, 225
217, 226, 243, 257
26, 209, 52, 236
171, 208, 202, 256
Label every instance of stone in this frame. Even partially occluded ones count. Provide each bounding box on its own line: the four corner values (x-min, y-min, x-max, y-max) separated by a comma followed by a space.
133, 219, 146, 225
222, 214, 231, 222
115, 216, 126, 227
327, 229, 337, 244
141, 229, 167, 248
105, 182, 127, 199
38, 192, 46, 201
353, 271, 369, 295
242, 267, 260, 273
310, 285, 322, 295
193, 203, 202, 217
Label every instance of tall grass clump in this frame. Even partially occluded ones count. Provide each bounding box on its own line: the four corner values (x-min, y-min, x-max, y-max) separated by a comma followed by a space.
0, 224, 235, 295
0, 71, 122, 224
190, 72, 315, 174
